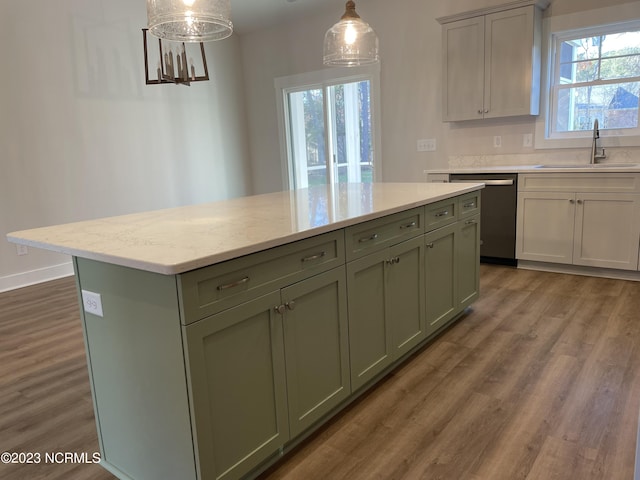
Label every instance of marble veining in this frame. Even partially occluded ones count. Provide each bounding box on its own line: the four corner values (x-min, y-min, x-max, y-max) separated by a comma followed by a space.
7, 183, 482, 275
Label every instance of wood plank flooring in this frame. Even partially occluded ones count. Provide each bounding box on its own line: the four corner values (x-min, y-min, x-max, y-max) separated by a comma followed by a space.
1, 264, 639, 479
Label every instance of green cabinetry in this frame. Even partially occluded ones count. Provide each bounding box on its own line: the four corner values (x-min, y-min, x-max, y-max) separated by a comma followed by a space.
281, 267, 351, 438
73, 190, 481, 480
184, 291, 289, 480
185, 266, 350, 480
425, 193, 481, 336
347, 235, 425, 391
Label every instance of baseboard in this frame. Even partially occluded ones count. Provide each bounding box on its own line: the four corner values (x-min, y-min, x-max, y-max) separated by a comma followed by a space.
0, 262, 75, 293
517, 260, 640, 282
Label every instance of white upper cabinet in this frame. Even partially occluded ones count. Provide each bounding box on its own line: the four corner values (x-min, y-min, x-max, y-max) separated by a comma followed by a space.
439, 2, 544, 122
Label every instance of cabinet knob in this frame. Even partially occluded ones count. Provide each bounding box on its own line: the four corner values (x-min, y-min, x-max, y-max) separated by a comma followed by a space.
285, 301, 296, 311
577, 199, 583, 205
484, 109, 489, 114
426, 243, 435, 249
569, 199, 575, 204
478, 109, 483, 115
274, 304, 286, 315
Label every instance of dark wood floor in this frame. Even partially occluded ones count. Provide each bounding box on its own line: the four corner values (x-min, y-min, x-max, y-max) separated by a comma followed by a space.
1, 265, 639, 479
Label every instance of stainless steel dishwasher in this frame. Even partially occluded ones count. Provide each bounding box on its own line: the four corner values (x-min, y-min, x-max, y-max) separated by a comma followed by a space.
449, 173, 518, 266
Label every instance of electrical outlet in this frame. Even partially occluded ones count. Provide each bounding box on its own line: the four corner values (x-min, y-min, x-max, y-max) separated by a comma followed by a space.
417, 139, 436, 152
82, 290, 104, 317
523, 133, 533, 148
16, 244, 28, 256
493, 136, 502, 148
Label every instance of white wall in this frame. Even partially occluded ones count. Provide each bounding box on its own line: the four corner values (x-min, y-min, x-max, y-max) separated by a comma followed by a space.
0, 0, 252, 291
241, 0, 640, 194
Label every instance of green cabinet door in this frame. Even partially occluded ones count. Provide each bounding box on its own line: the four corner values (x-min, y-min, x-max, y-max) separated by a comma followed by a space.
387, 236, 426, 357
347, 236, 427, 391
458, 215, 480, 309
184, 291, 289, 480
346, 248, 392, 391
424, 222, 457, 336
281, 266, 351, 438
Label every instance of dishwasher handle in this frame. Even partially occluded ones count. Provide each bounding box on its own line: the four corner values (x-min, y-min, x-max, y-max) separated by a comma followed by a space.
450, 179, 514, 186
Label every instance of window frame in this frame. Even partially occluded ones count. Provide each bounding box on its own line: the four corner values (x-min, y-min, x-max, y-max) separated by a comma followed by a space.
535, 4, 640, 149
275, 65, 382, 190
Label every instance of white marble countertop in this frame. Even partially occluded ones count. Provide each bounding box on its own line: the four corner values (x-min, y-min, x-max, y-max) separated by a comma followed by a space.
426, 163, 640, 174
6, 182, 483, 275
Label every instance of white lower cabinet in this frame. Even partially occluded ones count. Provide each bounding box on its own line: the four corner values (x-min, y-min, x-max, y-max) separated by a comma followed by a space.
516, 174, 640, 271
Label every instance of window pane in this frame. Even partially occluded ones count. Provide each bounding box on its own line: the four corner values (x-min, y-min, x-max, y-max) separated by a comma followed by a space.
562, 37, 601, 61
601, 32, 640, 57
288, 89, 327, 188
601, 56, 640, 80
555, 82, 640, 132
572, 60, 600, 83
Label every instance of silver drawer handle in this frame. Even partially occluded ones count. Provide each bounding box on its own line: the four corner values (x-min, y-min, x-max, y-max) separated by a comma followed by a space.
400, 221, 417, 229
359, 233, 379, 243
463, 202, 476, 208
301, 251, 326, 262
465, 219, 477, 225
426, 243, 435, 248
217, 276, 250, 291
434, 211, 449, 218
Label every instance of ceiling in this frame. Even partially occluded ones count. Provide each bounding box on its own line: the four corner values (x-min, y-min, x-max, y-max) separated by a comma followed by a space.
230, 0, 347, 34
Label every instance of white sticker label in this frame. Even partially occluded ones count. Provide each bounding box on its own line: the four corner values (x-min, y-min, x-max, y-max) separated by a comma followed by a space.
81, 290, 104, 317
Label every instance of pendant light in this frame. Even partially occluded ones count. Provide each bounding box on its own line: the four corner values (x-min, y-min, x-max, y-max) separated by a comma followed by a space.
323, 1, 379, 67
146, 0, 233, 43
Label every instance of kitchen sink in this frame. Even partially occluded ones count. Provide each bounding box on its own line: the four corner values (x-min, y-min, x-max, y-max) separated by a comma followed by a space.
535, 163, 639, 169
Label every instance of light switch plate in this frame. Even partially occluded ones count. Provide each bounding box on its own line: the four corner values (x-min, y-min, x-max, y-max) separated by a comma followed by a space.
417, 139, 436, 152
493, 136, 502, 148
82, 290, 104, 317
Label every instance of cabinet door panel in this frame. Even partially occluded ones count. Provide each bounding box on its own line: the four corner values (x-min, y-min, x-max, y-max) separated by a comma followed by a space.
425, 223, 457, 335
281, 267, 351, 438
574, 193, 640, 270
516, 192, 575, 264
458, 215, 481, 308
184, 291, 289, 480
346, 249, 392, 390
442, 16, 485, 121
484, 6, 536, 118
387, 236, 425, 357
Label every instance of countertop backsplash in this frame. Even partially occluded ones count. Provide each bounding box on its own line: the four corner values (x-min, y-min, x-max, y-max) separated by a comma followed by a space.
448, 148, 640, 169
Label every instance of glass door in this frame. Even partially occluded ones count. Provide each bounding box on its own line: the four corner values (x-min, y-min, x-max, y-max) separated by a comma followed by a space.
286, 80, 374, 189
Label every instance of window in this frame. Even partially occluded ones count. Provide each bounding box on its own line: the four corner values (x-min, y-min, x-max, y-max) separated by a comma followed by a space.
548, 23, 640, 140
275, 66, 381, 190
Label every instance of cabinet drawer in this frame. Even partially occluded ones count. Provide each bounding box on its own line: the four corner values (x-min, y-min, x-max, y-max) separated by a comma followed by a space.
345, 208, 424, 261
519, 173, 640, 193
459, 191, 481, 218
425, 198, 457, 232
178, 231, 345, 324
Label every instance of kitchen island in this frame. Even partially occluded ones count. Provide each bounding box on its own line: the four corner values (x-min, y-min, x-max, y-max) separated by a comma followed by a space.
7, 182, 483, 480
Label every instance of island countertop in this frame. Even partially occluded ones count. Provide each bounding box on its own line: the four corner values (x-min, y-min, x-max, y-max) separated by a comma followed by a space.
6, 182, 483, 275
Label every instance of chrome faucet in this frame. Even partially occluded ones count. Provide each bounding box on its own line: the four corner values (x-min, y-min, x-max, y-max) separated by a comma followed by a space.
591, 119, 606, 164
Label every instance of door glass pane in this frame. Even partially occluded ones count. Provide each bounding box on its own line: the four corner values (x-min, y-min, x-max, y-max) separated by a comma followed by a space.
287, 89, 326, 189
327, 80, 374, 185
